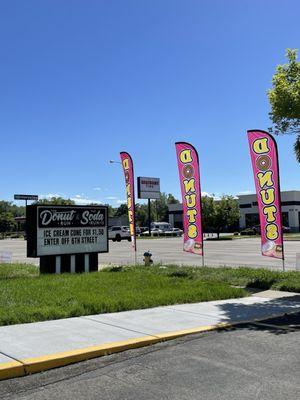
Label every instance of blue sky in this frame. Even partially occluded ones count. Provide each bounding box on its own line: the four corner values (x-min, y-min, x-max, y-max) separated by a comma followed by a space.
1, 0, 299, 206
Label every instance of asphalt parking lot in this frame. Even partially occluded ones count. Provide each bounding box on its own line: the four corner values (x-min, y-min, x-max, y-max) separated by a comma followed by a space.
1, 313, 299, 400
1, 237, 300, 270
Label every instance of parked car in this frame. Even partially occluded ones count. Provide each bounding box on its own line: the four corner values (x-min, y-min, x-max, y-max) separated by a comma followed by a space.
151, 222, 171, 232
164, 228, 183, 237
241, 228, 257, 236
108, 226, 131, 242
141, 228, 162, 236
171, 228, 183, 237
251, 225, 261, 234
251, 225, 290, 234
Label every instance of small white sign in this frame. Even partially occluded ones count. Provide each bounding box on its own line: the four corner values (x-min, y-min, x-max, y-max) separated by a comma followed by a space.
0, 251, 12, 263
296, 254, 300, 271
138, 177, 160, 199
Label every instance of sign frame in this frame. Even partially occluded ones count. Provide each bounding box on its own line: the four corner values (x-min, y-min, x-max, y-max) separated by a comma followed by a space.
27, 204, 109, 258
137, 177, 160, 199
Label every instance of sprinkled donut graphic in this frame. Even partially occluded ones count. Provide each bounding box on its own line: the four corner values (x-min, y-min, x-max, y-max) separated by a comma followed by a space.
182, 164, 194, 179
193, 242, 203, 254
256, 155, 271, 171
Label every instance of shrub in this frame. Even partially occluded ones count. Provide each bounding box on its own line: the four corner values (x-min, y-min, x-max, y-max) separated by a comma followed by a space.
240, 228, 256, 236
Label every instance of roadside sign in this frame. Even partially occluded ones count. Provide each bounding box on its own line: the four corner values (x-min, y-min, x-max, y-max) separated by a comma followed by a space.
14, 194, 38, 201
296, 254, 300, 271
0, 251, 12, 263
27, 205, 108, 257
137, 177, 160, 199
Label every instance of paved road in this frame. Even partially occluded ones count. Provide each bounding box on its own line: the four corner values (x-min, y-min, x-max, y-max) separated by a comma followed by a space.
1, 237, 300, 270
1, 313, 299, 400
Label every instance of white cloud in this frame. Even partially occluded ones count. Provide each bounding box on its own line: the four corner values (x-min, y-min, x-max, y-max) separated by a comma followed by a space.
105, 196, 118, 200
236, 190, 253, 196
116, 199, 126, 204
201, 192, 221, 200
93, 187, 101, 191
39, 193, 102, 205
39, 193, 63, 199
70, 197, 102, 205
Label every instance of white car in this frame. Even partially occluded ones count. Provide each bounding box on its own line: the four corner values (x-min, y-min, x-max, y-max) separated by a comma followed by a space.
108, 226, 131, 242
141, 228, 162, 236
171, 228, 183, 237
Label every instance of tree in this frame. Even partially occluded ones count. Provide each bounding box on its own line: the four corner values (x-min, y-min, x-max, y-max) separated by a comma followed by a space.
114, 203, 128, 217
35, 197, 75, 205
166, 193, 180, 205
152, 192, 180, 222
0, 201, 25, 234
0, 201, 25, 217
135, 203, 155, 227
107, 205, 115, 218
201, 195, 215, 231
212, 196, 240, 239
268, 49, 300, 161
0, 212, 15, 233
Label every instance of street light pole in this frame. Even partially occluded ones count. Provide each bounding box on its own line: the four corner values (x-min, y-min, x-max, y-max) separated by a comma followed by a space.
148, 199, 151, 237
109, 160, 122, 164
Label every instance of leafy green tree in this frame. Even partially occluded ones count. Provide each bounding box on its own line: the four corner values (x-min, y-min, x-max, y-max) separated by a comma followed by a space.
166, 193, 180, 205
201, 195, 215, 231
35, 197, 75, 205
0, 212, 16, 233
152, 192, 180, 222
112, 193, 179, 226
212, 196, 240, 239
0, 201, 24, 217
135, 203, 155, 227
268, 49, 300, 161
114, 203, 128, 217
107, 205, 115, 217
0, 202, 26, 233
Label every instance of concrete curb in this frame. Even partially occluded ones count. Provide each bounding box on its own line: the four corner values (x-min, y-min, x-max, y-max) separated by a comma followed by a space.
0, 310, 298, 381
0, 323, 230, 381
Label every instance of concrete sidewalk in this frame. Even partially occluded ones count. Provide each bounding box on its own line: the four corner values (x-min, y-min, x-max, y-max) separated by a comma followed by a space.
0, 290, 299, 380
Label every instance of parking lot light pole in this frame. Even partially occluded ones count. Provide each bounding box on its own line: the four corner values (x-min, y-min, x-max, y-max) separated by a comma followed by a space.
148, 199, 151, 237
109, 160, 122, 164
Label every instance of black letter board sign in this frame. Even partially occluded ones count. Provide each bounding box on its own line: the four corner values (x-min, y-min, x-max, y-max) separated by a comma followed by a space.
27, 205, 108, 257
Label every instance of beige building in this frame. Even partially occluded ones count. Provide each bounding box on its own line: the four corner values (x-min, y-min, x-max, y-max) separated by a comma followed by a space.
238, 190, 300, 232
168, 190, 300, 232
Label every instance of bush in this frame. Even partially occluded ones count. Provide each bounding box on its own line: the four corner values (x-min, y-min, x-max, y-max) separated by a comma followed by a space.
168, 270, 193, 279
240, 228, 256, 236
206, 237, 233, 241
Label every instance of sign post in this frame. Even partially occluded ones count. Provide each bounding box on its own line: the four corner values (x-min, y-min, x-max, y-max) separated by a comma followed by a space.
137, 177, 160, 236
14, 194, 39, 238
26, 205, 108, 273
14, 194, 39, 206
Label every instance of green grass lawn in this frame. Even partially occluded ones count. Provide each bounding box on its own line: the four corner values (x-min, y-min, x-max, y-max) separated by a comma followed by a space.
283, 233, 300, 241
0, 263, 299, 327
153, 265, 300, 293
0, 263, 247, 326
231, 233, 300, 241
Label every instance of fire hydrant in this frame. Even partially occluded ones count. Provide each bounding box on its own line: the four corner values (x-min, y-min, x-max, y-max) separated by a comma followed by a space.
143, 251, 153, 266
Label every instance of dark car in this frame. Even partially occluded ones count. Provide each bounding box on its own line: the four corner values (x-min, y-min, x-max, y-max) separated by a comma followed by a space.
252, 225, 290, 234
